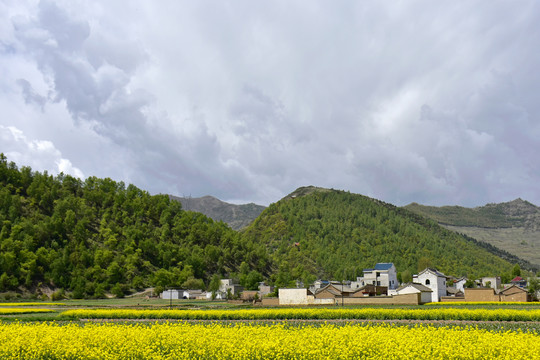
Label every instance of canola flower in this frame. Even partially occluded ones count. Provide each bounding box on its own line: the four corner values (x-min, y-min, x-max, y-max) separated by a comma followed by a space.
0, 302, 65, 307
61, 307, 540, 321
0, 321, 538, 359
426, 301, 540, 306
0, 308, 54, 315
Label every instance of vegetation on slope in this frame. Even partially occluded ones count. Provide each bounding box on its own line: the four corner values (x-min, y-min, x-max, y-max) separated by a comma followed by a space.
241, 187, 515, 288
405, 200, 540, 269
0, 154, 269, 298
404, 199, 540, 229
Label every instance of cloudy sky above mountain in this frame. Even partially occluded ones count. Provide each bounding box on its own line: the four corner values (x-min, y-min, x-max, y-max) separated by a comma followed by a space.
1, 0, 539, 207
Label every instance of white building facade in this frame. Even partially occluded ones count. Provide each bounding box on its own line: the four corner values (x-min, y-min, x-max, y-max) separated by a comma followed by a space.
395, 283, 433, 304
480, 276, 501, 289
351, 263, 399, 290
413, 268, 448, 302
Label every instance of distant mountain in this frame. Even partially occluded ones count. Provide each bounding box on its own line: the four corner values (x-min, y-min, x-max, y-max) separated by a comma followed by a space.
404, 199, 540, 269
240, 186, 516, 287
170, 195, 266, 230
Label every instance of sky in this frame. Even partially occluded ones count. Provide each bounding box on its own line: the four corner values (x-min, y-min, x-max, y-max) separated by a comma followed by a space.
1, 0, 539, 207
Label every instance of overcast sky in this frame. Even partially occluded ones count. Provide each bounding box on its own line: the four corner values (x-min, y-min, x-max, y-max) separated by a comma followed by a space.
1, 1, 539, 207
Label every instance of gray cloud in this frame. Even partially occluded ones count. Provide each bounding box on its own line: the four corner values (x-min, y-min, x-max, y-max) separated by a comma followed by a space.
1, 1, 540, 207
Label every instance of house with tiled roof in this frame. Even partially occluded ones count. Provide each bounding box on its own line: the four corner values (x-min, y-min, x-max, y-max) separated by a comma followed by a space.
510, 276, 527, 288
500, 284, 531, 301
413, 268, 448, 302
351, 263, 398, 290
313, 283, 355, 299
396, 283, 433, 304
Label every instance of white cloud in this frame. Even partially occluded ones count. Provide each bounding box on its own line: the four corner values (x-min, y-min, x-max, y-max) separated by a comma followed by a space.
1, 125, 84, 178
1, 0, 539, 207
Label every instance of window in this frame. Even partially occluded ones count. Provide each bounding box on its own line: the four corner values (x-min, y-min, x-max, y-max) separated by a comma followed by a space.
377, 281, 381, 286
376, 272, 380, 277
425, 279, 431, 285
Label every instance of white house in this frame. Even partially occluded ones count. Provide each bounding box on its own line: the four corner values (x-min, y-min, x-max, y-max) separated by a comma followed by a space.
413, 268, 448, 302
182, 289, 204, 299
278, 288, 334, 306
160, 289, 181, 300
454, 277, 467, 293
395, 283, 433, 304
480, 276, 501, 290
219, 279, 243, 296
351, 263, 399, 290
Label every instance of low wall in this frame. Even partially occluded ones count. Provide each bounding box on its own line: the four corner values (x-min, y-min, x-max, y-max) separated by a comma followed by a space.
313, 298, 335, 305
463, 288, 499, 302
440, 296, 466, 302
342, 293, 420, 305
260, 297, 280, 306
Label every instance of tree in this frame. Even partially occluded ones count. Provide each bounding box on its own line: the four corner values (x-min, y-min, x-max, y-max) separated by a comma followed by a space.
512, 264, 521, 277
208, 274, 221, 300
528, 278, 540, 301
182, 277, 205, 290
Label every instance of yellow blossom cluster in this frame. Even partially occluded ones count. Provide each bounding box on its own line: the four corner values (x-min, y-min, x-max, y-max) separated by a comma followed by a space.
426, 302, 540, 306
61, 307, 540, 321
0, 302, 64, 307
0, 308, 55, 315
0, 321, 538, 359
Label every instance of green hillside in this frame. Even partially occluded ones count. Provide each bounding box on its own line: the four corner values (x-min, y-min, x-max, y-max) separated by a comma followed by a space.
241, 187, 516, 287
405, 200, 540, 269
0, 154, 269, 298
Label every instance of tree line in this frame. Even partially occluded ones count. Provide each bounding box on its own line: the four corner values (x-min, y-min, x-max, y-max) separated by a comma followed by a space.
0, 154, 268, 298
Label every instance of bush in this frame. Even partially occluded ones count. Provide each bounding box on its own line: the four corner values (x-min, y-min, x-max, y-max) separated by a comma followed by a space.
51, 289, 65, 301
111, 283, 126, 298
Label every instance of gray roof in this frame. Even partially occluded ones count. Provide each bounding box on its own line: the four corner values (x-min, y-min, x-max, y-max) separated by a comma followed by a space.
397, 283, 433, 292
374, 263, 394, 270
417, 267, 447, 278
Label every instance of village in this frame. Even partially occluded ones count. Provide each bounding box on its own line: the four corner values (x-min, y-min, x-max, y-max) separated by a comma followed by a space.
161, 263, 539, 305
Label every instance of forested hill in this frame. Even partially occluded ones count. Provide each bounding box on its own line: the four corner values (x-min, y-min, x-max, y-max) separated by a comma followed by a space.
404, 200, 540, 269
240, 187, 516, 288
0, 155, 269, 298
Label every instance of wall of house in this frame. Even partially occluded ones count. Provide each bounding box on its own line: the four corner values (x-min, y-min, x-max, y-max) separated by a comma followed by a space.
160, 290, 180, 300
415, 272, 446, 302
279, 289, 309, 305
500, 287, 530, 302
396, 287, 432, 304
314, 289, 338, 299
360, 268, 398, 289
481, 277, 501, 289
501, 292, 529, 302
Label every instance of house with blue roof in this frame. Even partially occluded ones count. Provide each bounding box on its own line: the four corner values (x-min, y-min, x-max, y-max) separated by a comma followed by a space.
351, 263, 399, 290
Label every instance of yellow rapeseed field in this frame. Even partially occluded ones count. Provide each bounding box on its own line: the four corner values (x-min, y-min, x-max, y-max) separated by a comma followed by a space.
0, 302, 64, 307
61, 307, 540, 321
426, 302, 540, 306
0, 308, 55, 315
0, 321, 538, 359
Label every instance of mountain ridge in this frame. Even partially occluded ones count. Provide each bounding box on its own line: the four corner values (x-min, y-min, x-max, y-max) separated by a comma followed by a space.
169, 195, 266, 230
404, 199, 540, 268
